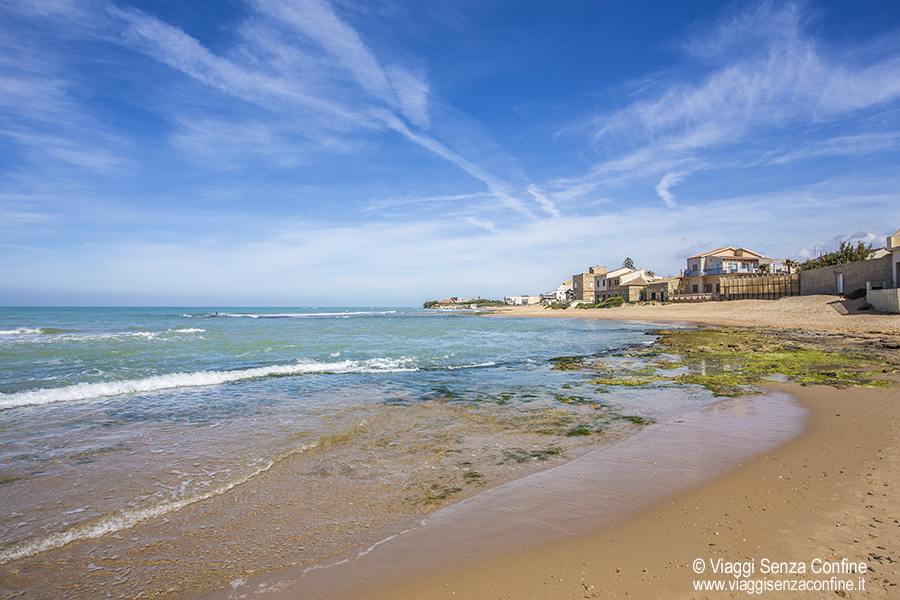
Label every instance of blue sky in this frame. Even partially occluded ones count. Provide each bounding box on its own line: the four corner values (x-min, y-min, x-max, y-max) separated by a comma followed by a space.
2, 0, 899, 306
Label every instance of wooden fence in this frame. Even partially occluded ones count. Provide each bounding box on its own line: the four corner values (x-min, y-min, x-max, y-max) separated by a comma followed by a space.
719, 273, 800, 300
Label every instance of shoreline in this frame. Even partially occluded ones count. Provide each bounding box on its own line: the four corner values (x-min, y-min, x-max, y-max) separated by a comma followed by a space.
336, 380, 899, 599
203, 389, 810, 600
338, 299, 896, 599
481, 294, 900, 333
201, 300, 899, 599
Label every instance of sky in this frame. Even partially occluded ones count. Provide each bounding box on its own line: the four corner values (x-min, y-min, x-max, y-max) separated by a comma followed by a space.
2, 0, 899, 306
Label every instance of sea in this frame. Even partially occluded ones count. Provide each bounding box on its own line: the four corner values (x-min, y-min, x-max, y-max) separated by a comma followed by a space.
0, 307, 721, 599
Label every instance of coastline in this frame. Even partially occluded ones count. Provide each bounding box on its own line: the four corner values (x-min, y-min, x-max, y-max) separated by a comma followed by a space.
203, 297, 899, 599
337, 381, 899, 600
482, 294, 900, 333
203, 389, 810, 600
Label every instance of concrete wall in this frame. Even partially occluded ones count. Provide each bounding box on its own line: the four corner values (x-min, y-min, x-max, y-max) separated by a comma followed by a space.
867, 287, 900, 313
800, 255, 893, 296
893, 250, 900, 288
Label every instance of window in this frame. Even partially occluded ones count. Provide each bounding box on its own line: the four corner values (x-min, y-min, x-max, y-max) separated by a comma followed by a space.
692, 284, 699, 293
651, 292, 657, 300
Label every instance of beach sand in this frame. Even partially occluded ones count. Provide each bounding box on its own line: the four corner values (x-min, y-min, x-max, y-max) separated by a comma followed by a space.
487, 294, 900, 333
209, 296, 899, 599
338, 382, 899, 600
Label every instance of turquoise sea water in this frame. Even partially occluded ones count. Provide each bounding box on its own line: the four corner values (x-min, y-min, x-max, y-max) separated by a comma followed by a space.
0, 307, 713, 598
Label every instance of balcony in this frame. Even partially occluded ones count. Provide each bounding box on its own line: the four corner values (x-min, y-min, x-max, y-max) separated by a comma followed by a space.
682, 265, 757, 277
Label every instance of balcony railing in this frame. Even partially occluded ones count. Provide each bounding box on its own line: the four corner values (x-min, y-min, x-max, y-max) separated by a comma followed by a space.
682, 266, 757, 277
670, 293, 719, 302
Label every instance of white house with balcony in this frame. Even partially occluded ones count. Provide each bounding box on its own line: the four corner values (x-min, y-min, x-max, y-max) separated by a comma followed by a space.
679, 247, 776, 296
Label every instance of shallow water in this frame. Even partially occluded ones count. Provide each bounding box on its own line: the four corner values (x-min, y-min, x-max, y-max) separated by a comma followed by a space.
0, 307, 717, 598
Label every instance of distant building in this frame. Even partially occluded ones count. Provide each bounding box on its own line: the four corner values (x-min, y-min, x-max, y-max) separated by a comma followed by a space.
505, 295, 541, 306
867, 228, 900, 313
646, 276, 681, 302
571, 266, 606, 302
541, 281, 572, 304
599, 268, 649, 302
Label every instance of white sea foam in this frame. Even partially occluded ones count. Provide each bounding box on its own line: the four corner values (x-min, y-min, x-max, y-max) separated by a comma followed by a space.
187, 311, 397, 319
0, 358, 418, 410
167, 328, 205, 334
445, 362, 496, 370
0, 328, 43, 335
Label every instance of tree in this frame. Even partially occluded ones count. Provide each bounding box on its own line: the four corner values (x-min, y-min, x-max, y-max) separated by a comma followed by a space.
783, 259, 797, 275
800, 241, 874, 270
757, 263, 771, 274
622, 257, 635, 270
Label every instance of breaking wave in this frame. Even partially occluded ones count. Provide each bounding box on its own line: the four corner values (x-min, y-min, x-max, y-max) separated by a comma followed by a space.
183, 311, 397, 319
0, 357, 417, 410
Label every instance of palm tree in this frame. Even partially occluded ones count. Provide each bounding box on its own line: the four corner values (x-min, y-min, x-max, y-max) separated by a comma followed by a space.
783, 259, 797, 275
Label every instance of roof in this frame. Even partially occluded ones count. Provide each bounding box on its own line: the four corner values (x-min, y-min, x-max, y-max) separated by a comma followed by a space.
603, 267, 632, 278
687, 247, 765, 260
620, 277, 650, 286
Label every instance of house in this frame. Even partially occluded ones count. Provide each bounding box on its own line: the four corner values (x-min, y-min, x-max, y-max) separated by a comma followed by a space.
864, 228, 900, 313
646, 277, 682, 302
541, 280, 572, 305
605, 269, 653, 302
680, 247, 775, 296
571, 266, 606, 302
570, 265, 662, 303
505, 295, 541, 306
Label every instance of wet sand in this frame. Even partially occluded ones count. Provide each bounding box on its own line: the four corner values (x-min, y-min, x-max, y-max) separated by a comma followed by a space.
203, 390, 810, 599
337, 382, 899, 600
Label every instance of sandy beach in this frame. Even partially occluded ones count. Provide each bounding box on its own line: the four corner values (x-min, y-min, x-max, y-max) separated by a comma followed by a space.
485, 294, 900, 333
324, 381, 899, 600
208, 295, 899, 600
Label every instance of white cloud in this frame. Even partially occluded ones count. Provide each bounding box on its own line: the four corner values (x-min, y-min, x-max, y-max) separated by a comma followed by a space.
466, 217, 498, 233
557, 1, 900, 199
386, 65, 430, 129
526, 185, 561, 218
654, 171, 686, 208
254, 0, 396, 104
765, 132, 900, 165
109, 1, 530, 221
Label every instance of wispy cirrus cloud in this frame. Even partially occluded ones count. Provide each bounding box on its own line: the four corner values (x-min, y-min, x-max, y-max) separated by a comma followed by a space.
0, 30, 129, 173
559, 1, 900, 199
109, 0, 539, 218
